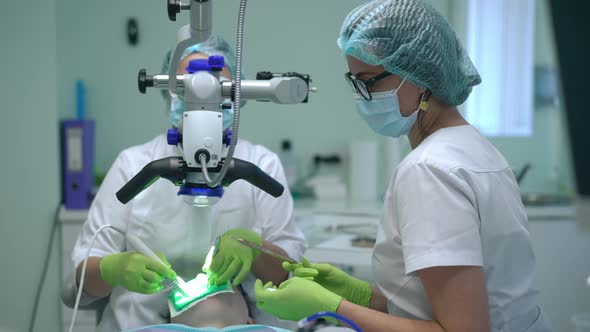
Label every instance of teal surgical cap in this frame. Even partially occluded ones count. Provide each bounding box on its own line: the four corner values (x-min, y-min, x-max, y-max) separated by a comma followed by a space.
161, 34, 245, 103
338, 0, 481, 106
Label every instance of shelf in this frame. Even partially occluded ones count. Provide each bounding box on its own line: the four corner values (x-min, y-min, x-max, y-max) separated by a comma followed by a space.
56, 201, 576, 225
58, 205, 89, 224
525, 205, 576, 221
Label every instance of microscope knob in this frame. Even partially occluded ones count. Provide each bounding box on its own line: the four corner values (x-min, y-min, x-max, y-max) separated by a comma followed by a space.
167, 128, 181, 146
223, 129, 233, 147
168, 0, 181, 21
208, 55, 225, 71
138, 69, 153, 94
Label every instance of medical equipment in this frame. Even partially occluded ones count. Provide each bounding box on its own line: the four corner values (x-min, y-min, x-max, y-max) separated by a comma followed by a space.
202, 244, 215, 273
298, 312, 362, 332
231, 235, 299, 264
168, 273, 233, 312
127, 234, 190, 297
116, 0, 315, 207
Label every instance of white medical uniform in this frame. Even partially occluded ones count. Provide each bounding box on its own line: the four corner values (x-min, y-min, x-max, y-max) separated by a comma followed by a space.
373, 125, 550, 331
72, 134, 306, 332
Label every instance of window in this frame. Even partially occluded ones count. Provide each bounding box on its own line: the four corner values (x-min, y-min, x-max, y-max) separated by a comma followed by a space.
464, 0, 535, 136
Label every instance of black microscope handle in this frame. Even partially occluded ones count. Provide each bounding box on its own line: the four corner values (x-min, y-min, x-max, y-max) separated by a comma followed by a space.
167, 0, 181, 21
138, 69, 154, 94
224, 158, 285, 198
117, 156, 283, 203
116, 157, 184, 204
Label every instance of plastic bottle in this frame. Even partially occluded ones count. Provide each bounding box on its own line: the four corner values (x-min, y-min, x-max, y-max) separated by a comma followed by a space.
279, 139, 298, 188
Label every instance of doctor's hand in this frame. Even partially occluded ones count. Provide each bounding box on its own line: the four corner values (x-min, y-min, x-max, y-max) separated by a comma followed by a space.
209, 228, 262, 287
254, 277, 343, 321
99, 252, 176, 294
283, 257, 372, 307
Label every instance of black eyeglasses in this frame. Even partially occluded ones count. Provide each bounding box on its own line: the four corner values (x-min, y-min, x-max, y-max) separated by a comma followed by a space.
344, 71, 392, 101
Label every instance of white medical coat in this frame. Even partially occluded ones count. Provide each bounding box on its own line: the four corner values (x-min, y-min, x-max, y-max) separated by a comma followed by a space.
71, 135, 306, 332
373, 125, 550, 331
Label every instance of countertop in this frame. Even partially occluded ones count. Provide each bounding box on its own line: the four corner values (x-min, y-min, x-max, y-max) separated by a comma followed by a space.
58, 199, 577, 224
293, 198, 577, 221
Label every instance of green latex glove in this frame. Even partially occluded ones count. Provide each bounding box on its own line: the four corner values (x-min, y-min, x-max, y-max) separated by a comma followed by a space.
283, 257, 372, 307
99, 252, 176, 294
254, 277, 343, 321
209, 228, 262, 286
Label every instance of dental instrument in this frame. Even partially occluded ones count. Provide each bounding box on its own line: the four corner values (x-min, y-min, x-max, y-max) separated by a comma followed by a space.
231, 235, 299, 264
127, 234, 190, 297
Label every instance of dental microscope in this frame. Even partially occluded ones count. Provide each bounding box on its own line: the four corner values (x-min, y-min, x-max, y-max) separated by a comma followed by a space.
116, 0, 314, 207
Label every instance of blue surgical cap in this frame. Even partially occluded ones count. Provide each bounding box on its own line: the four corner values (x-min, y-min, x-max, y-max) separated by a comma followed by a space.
338, 0, 481, 106
161, 34, 245, 103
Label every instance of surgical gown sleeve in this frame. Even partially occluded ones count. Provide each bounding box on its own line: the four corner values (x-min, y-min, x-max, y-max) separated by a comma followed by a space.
71, 151, 132, 276
252, 148, 306, 262
394, 162, 483, 275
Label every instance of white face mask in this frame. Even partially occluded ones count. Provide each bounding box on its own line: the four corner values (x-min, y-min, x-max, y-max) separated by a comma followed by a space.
353, 78, 418, 138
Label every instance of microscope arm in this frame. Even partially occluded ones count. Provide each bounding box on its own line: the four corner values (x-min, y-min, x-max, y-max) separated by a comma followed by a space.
139, 71, 309, 105
168, 0, 212, 95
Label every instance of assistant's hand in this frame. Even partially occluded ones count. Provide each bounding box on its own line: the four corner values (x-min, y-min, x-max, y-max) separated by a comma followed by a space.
99, 252, 176, 294
209, 228, 262, 286
254, 277, 343, 321
283, 257, 372, 307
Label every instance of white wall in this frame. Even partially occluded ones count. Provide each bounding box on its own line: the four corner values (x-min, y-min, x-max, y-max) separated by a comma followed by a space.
0, 0, 61, 331
490, 0, 574, 194
449, 0, 574, 194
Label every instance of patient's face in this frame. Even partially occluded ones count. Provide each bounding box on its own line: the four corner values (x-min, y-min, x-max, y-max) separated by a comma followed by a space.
171, 289, 253, 328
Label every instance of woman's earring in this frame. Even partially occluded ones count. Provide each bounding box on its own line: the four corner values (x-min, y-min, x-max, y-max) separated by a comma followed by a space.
419, 92, 430, 111
419, 100, 430, 111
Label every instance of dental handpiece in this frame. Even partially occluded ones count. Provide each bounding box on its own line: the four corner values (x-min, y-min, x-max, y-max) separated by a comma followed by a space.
126, 234, 190, 297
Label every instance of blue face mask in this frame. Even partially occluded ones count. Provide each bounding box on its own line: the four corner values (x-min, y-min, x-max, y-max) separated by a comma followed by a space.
169, 76, 234, 129
354, 79, 418, 138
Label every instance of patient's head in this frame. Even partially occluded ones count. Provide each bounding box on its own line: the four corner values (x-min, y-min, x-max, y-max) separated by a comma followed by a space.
171, 288, 254, 328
